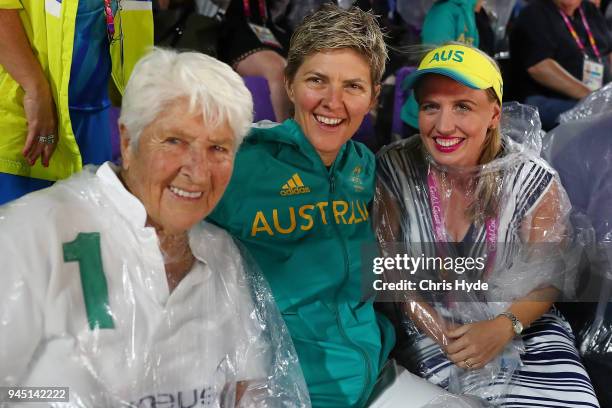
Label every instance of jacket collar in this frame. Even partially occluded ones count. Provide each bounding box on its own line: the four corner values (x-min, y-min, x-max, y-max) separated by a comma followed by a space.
96, 162, 148, 229
249, 119, 348, 172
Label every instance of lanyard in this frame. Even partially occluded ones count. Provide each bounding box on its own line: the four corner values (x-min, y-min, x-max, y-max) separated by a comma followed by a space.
427, 168, 498, 280
243, 0, 267, 23
559, 6, 602, 62
103, 0, 115, 42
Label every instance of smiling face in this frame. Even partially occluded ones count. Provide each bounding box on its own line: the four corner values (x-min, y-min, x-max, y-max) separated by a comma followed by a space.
120, 99, 236, 234
286, 48, 379, 166
417, 74, 501, 168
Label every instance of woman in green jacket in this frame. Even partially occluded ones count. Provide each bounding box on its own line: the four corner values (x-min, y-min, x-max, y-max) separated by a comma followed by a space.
421, 0, 482, 47
209, 5, 397, 407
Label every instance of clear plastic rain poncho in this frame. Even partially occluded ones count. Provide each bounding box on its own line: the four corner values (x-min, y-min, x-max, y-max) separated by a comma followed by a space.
481, 0, 518, 53
396, 0, 436, 30
557, 81, 612, 124
543, 87, 612, 406
373, 103, 581, 405
0, 164, 310, 407
396, 0, 517, 41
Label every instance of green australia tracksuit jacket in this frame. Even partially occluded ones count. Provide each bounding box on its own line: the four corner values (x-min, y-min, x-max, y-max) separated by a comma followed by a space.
421, 0, 479, 47
209, 119, 395, 408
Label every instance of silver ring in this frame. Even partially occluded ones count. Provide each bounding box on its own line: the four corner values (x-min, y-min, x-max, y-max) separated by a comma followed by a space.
38, 134, 56, 145
464, 359, 473, 369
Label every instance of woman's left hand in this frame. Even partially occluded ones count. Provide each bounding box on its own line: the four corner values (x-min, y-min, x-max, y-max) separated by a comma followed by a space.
444, 317, 514, 370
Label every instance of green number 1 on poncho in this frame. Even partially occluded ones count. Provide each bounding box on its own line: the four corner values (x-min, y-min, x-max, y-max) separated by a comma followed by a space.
63, 232, 115, 330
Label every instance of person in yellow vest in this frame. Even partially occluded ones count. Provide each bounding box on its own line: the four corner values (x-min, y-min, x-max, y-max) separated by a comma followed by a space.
0, 0, 153, 204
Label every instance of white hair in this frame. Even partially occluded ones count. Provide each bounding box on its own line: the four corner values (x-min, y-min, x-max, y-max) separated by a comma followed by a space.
119, 48, 253, 148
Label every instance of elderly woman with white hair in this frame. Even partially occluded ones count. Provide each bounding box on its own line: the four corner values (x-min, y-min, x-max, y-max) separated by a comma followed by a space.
0, 48, 309, 407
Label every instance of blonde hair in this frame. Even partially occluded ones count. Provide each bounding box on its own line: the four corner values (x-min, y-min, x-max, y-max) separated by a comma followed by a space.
285, 4, 387, 88
467, 87, 502, 224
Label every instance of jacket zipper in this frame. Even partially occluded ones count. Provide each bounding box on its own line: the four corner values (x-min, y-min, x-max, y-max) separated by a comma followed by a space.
328, 172, 372, 408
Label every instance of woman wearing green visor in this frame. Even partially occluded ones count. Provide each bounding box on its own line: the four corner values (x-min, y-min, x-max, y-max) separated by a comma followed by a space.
375, 44, 600, 405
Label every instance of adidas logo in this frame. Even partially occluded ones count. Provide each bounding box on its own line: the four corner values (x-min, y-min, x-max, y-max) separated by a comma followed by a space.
280, 173, 311, 196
